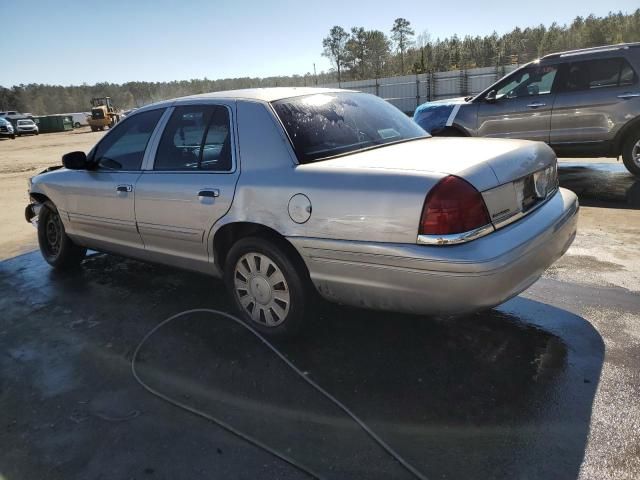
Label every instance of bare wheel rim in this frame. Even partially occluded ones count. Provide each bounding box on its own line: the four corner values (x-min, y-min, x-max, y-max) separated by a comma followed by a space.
233, 252, 291, 327
45, 212, 62, 257
633, 139, 640, 167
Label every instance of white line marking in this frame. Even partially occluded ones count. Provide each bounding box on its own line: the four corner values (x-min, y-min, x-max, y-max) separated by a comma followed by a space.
445, 104, 461, 127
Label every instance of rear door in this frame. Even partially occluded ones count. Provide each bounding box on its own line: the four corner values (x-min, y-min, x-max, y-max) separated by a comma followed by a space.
476, 64, 560, 143
550, 56, 640, 147
64, 108, 165, 255
134, 102, 239, 269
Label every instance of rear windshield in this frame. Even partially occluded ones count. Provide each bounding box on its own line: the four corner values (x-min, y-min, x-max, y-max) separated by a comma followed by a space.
272, 92, 428, 163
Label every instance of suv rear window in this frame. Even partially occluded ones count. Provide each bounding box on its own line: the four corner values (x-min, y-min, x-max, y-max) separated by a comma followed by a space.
272, 92, 427, 163
562, 57, 637, 91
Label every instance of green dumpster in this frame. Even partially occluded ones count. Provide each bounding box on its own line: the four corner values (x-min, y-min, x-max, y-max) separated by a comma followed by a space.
34, 115, 74, 133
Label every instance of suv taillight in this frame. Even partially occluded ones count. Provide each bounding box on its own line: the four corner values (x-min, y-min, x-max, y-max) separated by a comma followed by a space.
419, 176, 491, 235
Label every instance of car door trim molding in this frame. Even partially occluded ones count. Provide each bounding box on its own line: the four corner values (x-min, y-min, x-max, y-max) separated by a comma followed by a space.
141, 107, 174, 171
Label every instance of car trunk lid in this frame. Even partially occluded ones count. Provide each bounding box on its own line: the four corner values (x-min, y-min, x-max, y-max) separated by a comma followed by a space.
311, 136, 558, 231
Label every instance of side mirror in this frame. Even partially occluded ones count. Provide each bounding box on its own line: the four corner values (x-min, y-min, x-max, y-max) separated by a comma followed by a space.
62, 151, 88, 170
485, 90, 497, 103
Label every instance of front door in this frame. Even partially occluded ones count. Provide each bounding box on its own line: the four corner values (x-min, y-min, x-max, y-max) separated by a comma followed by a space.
477, 64, 560, 143
64, 108, 165, 255
134, 103, 239, 270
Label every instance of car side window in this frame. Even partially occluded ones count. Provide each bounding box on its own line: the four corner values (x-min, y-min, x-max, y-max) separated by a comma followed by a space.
93, 109, 164, 171
495, 65, 558, 99
561, 58, 637, 92
620, 60, 638, 87
155, 105, 232, 171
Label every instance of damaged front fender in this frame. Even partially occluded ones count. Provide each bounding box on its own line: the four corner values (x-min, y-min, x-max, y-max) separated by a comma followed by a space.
25, 202, 42, 226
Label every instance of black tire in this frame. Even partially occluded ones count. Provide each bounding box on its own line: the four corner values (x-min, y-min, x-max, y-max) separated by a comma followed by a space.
224, 236, 310, 338
622, 130, 640, 178
37, 202, 86, 269
74, 122, 81, 128
10, 134, 15, 139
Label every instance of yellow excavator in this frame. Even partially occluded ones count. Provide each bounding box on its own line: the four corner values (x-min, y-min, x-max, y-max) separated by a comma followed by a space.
88, 97, 120, 131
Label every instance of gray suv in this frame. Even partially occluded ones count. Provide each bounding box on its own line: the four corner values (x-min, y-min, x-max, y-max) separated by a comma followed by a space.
414, 43, 640, 177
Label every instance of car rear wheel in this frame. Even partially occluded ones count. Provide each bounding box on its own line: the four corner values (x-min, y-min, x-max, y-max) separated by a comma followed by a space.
622, 131, 640, 177
224, 237, 309, 338
38, 203, 86, 269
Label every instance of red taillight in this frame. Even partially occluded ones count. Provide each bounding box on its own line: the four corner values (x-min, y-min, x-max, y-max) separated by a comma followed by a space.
419, 176, 491, 235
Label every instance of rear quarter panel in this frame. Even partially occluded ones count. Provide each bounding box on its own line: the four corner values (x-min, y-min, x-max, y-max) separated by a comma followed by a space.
211, 100, 443, 248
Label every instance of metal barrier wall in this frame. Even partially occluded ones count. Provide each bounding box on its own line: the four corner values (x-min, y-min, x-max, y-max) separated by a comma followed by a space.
322, 64, 520, 114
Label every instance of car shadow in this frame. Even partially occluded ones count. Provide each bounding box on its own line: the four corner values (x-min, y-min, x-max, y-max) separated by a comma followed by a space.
558, 162, 640, 209
0, 252, 604, 480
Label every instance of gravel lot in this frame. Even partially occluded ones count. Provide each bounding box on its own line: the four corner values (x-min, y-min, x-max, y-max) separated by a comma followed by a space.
0, 130, 639, 479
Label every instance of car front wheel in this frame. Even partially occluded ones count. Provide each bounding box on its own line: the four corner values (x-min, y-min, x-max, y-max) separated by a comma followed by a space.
224, 237, 310, 338
622, 130, 640, 177
37, 203, 86, 269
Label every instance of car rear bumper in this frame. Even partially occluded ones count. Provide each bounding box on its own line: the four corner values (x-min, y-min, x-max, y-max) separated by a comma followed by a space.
289, 187, 579, 315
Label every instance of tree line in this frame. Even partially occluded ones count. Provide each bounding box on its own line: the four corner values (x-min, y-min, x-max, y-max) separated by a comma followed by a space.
1, 10, 638, 115
322, 10, 640, 81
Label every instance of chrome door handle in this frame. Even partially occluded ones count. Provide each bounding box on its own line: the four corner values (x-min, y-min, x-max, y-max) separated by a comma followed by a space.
198, 189, 220, 198
116, 184, 132, 193
618, 93, 640, 99
527, 102, 546, 108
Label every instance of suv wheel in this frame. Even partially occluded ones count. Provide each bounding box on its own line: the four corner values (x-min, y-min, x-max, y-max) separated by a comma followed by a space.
38, 202, 86, 269
622, 130, 640, 177
224, 237, 309, 338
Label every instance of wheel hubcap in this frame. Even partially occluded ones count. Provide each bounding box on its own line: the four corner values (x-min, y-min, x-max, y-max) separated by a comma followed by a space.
45, 212, 62, 256
234, 252, 290, 327
633, 139, 640, 167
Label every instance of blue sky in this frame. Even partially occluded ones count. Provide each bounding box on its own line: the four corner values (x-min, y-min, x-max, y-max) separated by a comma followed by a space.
1, 0, 637, 87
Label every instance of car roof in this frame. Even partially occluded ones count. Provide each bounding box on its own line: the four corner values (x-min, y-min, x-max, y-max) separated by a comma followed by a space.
179, 87, 350, 102
541, 42, 640, 60
136, 87, 354, 112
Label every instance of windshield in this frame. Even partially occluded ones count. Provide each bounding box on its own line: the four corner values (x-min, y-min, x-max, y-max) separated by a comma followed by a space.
18, 119, 34, 125
272, 92, 428, 163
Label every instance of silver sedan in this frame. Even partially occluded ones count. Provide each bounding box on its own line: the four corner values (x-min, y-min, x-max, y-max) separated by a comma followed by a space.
25, 88, 578, 337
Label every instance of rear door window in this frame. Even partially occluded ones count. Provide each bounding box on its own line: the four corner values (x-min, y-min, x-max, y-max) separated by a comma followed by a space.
620, 60, 638, 86
154, 105, 232, 171
561, 57, 637, 91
